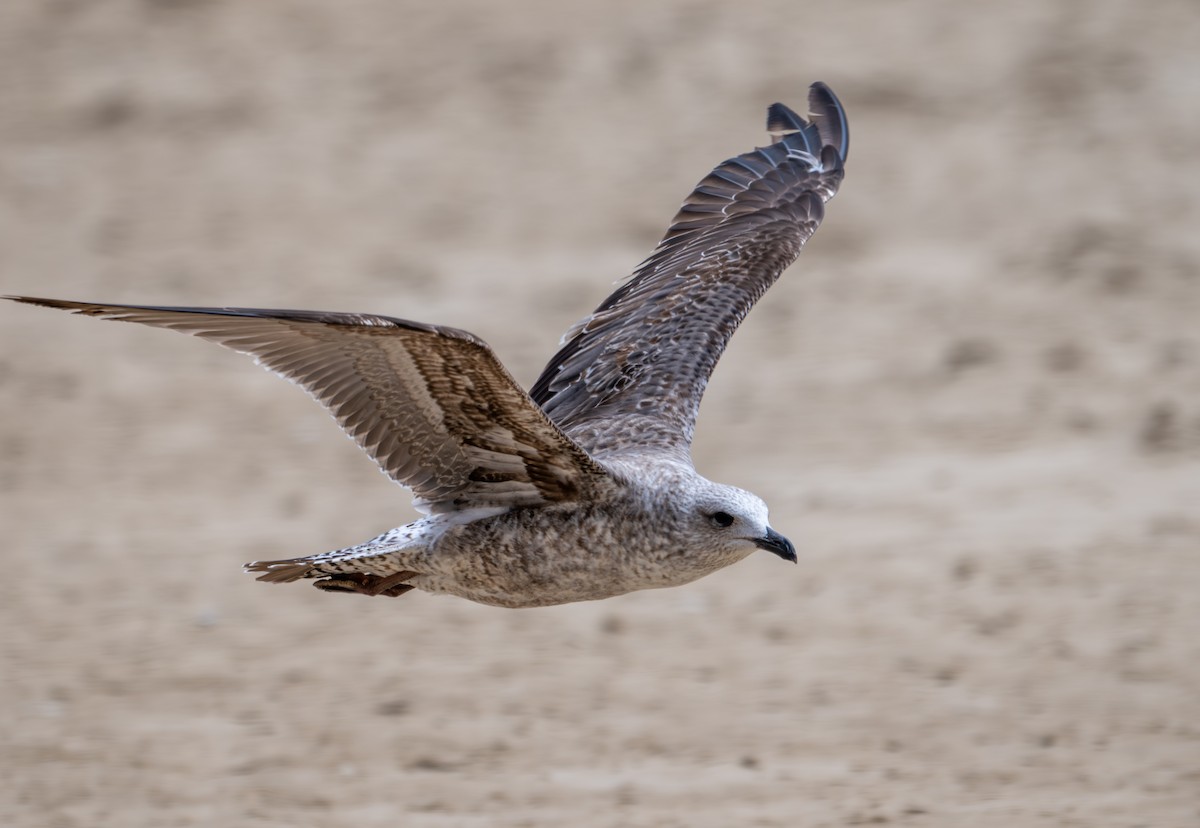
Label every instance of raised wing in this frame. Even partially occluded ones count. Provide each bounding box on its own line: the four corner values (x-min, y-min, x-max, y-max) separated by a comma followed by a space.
530, 82, 849, 460
7, 298, 608, 513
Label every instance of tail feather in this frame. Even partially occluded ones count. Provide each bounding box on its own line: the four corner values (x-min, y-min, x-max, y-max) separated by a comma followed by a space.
245, 559, 315, 583
245, 555, 420, 597
246, 524, 424, 587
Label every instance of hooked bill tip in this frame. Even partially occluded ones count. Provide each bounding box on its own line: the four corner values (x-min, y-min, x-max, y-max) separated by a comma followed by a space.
754, 527, 796, 563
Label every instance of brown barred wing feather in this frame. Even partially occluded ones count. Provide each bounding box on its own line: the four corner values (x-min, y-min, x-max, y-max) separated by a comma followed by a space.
530, 82, 848, 460
6, 298, 608, 512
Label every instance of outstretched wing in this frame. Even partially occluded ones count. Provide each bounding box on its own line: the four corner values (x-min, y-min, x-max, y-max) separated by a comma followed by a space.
7, 298, 608, 513
530, 82, 849, 460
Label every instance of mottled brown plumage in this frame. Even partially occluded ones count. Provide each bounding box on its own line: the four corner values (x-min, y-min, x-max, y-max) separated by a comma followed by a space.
6, 82, 848, 607
530, 83, 847, 459
9, 302, 606, 513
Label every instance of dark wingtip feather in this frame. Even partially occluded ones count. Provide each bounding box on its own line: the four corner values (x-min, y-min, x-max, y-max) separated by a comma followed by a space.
766, 102, 811, 145
764, 82, 850, 164
807, 81, 850, 162
4, 295, 78, 310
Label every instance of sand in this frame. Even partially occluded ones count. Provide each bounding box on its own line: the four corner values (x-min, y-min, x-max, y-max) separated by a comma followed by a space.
2, 1, 1198, 825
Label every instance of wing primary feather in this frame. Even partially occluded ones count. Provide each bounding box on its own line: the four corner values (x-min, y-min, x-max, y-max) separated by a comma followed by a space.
766, 82, 849, 166
529, 81, 848, 459
807, 81, 850, 162
5, 295, 609, 511
9, 83, 850, 476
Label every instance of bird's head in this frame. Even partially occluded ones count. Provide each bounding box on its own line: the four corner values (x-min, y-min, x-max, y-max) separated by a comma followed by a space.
688, 482, 796, 563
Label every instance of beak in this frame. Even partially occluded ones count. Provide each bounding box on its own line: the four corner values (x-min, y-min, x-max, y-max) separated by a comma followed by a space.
753, 526, 796, 563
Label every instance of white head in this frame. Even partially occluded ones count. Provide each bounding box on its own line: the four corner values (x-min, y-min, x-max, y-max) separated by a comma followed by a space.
685, 480, 796, 563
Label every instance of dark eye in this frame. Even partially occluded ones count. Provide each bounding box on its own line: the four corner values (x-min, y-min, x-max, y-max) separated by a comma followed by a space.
709, 511, 735, 528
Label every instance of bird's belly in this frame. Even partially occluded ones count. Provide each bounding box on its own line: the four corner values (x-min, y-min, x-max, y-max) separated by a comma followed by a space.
413, 518, 738, 608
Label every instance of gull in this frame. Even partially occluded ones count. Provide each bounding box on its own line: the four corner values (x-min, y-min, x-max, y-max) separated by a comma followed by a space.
6, 82, 848, 608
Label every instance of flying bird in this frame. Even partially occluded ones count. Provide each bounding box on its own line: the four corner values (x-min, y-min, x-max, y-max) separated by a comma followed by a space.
7, 82, 848, 608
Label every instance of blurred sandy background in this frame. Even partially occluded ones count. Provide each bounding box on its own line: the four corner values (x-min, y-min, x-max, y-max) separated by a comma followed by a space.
2, 1, 1199, 826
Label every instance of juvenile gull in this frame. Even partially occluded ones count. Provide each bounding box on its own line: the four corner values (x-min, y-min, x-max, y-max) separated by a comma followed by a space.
7, 82, 849, 608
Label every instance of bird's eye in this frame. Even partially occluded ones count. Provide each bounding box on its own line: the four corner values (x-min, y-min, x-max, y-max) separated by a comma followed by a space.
709, 511, 735, 528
